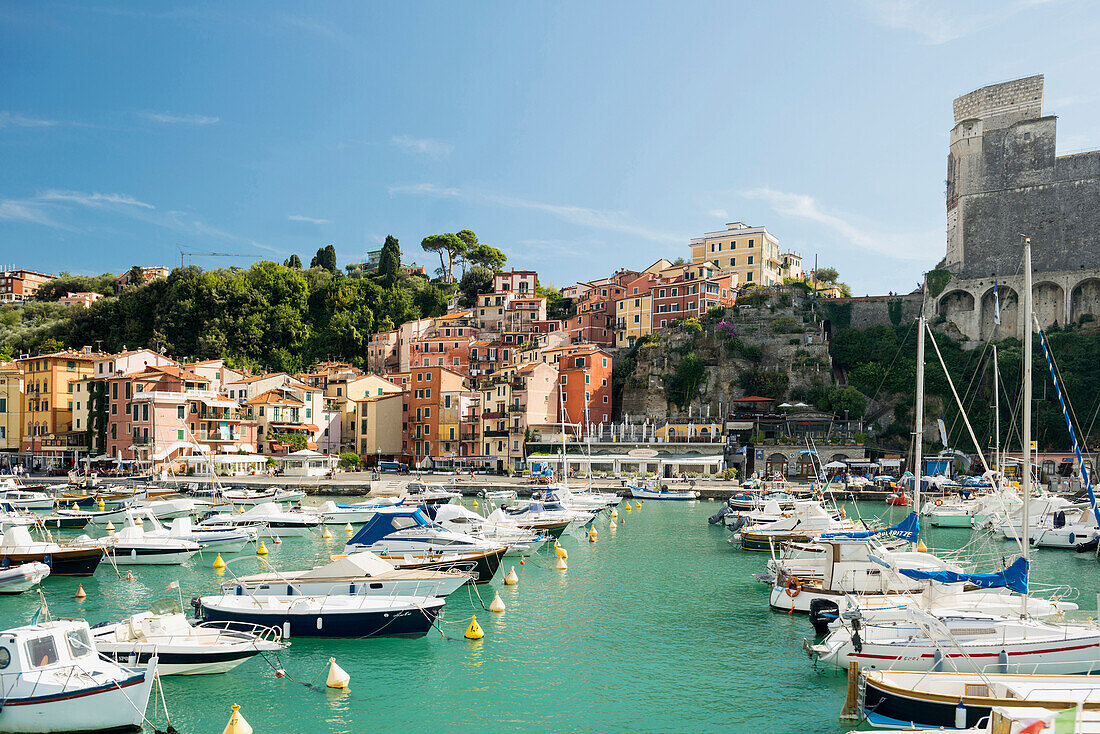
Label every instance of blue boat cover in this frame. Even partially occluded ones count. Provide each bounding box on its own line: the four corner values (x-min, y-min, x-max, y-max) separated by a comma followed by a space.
821, 512, 920, 542
897, 556, 1029, 594
346, 507, 435, 546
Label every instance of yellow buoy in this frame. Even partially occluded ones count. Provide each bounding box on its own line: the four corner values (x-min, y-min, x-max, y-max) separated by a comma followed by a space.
134, 516, 143, 526
465, 616, 485, 639
222, 704, 253, 734
326, 657, 350, 688
472, 499, 478, 508
503, 567, 519, 585
75, 584, 86, 599
625, 503, 632, 512
489, 591, 506, 612
71, 502, 78, 510
322, 527, 332, 540
256, 541, 268, 556
344, 523, 353, 533
555, 556, 568, 570
212, 553, 226, 569
588, 526, 598, 542
634, 501, 641, 509
555, 546, 567, 559
917, 539, 928, 553
237, 505, 244, 514
97, 499, 105, 511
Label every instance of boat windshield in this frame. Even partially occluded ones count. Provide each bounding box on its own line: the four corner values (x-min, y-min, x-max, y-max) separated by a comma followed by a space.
149, 598, 183, 616
66, 628, 93, 658
26, 635, 58, 667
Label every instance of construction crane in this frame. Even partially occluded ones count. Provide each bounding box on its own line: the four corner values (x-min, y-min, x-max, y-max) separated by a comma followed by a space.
177, 246, 253, 269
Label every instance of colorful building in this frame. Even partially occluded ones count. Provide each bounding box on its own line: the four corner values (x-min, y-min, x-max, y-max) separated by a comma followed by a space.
407, 366, 477, 464
18, 349, 100, 466
689, 221, 783, 286
0, 269, 55, 303
557, 346, 612, 426
0, 362, 20, 457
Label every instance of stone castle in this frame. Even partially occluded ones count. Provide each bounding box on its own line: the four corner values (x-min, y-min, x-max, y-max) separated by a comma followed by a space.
933, 74, 1100, 343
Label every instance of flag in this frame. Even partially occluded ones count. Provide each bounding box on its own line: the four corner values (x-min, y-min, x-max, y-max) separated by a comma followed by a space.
30, 606, 42, 625
1017, 720, 1046, 734
1055, 706, 1077, 734
993, 280, 1001, 325
166, 580, 179, 591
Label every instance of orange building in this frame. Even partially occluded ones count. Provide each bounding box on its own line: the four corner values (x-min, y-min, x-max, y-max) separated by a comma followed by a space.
557, 346, 612, 426
18, 349, 100, 465
407, 366, 477, 463
0, 269, 55, 303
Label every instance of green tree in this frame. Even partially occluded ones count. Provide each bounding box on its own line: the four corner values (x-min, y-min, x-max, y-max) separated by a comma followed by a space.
458, 266, 494, 307
378, 235, 401, 285
126, 265, 145, 287
310, 245, 338, 273
420, 233, 467, 282
284, 254, 303, 269
38, 337, 65, 354
738, 367, 789, 399
339, 451, 362, 469
814, 267, 839, 284
664, 352, 706, 410
457, 230, 506, 272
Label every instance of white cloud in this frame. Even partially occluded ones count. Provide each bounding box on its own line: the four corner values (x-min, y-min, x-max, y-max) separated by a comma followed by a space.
0, 111, 58, 129
741, 187, 938, 261
390, 183, 683, 244
0, 189, 153, 230
38, 190, 155, 209
858, 0, 1062, 45
391, 135, 454, 158
287, 214, 331, 225
706, 208, 729, 220
0, 200, 64, 228
141, 111, 220, 125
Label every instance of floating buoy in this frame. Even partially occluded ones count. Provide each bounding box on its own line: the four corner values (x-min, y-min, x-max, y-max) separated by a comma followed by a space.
213, 554, 226, 569
256, 541, 268, 556
97, 499, 105, 511
222, 704, 252, 734
489, 591, 506, 612
917, 539, 928, 553
134, 516, 143, 526
625, 503, 632, 512
588, 526, 598, 542
71, 502, 78, 510
326, 657, 350, 688
621, 518, 625, 525
237, 505, 244, 514
554, 542, 567, 558
125, 570, 134, 581
556, 556, 568, 570
273, 535, 282, 544
504, 566, 519, 585
105, 521, 115, 535
322, 527, 332, 539
634, 501, 641, 509
519, 558, 525, 566
74, 584, 86, 599
274, 668, 286, 678
465, 616, 485, 639
609, 520, 616, 530
472, 500, 478, 508
611, 509, 618, 518
344, 523, 353, 533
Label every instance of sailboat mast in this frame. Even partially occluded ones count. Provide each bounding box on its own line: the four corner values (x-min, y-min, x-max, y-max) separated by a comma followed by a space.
558, 380, 568, 490
1022, 238, 1033, 569
914, 313, 925, 516
993, 345, 1000, 485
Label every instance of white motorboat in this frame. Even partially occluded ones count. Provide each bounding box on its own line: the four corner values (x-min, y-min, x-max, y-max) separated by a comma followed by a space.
225, 551, 470, 598
809, 606, 1100, 674
56, 497, 195, 524
92, 600, 287, 675
426, 504, 548, 555
478, 489, 517, 501
223, 488, 306, 506
0, 561, 50, 594
489, 501, 587, 538
0, 619, 157, 733
736, 499, 862, 551
403, 481, 460, 503
310, 498, 403, 525
75, 515, 200, 565
0, 489, 54, 511
344, 506, 504, 555
121, 511, 255, 554
197, 502, 320, 538
1029, 506, 1099, 548
534, 486, 617, 512
196, 593, 445, 638
0, 525, 105, 576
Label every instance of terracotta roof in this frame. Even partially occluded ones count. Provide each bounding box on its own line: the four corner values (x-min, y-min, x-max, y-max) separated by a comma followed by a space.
229, 372, 288, 385
436, 310, 473, 321
247, 389, 303, 405
119, 364, 208, 383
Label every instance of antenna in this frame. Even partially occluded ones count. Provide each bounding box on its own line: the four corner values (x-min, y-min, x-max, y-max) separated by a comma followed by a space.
177, 245, 252, 268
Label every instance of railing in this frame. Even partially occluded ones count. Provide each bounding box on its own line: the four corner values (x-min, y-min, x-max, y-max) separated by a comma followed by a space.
481, 411, 504, 419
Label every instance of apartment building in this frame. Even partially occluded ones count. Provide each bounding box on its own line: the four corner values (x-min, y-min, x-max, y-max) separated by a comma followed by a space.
410, 311, 477, 372
112, 266, 170, 293
493, 269, 537, 294
18, 349, 100, 464
353, 392, 404, 460
225, 372, 305, 403
689, 221, 783, 286
245, 386, 324, 454
650, 266, 736, 330
57, 292, 104, 308
326, 374, 401, 452
478, 362, 558, 471
0, 269, 55, 303
614, 272, 664, 347
566, 282, 624, 346
557, 346, 612, 426
407, 366, 476, 463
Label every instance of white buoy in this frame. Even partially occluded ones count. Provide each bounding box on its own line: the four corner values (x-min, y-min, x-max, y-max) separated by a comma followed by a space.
222, 704, 252, 734
503, 567, 519, 585
489, 591, 506, 612
556, 556, 568, 570
326, 657, 350, 688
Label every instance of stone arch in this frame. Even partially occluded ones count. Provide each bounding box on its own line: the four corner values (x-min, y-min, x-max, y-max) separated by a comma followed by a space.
829, 453, 849, 464
1032, 281, 1065, 328
766, 453, 788, 476
937, 289, 975, 318
1070, 278, 1100, 325
980, 285, 1018, 340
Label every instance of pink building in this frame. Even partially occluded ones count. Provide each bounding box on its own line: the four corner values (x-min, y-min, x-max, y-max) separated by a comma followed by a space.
493, 269, 538, 295
57, 291, 104, 308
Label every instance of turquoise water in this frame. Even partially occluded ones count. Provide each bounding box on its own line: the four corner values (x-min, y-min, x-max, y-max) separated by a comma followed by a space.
4, 500, 1100, 733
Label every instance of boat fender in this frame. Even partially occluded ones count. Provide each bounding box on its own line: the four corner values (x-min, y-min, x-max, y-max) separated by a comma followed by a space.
851, 619, 862, 654
998, 649, 1008, 674
955, 701, 967, 729
1070, 532, 1076, 544
316, 616, 323, 630
283, 621, 291, 639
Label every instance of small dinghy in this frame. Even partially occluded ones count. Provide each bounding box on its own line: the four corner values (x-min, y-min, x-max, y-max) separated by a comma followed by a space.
0, 619, 157, 733
92, 599, 287, 675
74, 515, 200, 565
0, 561, 50, 594
629, 479, 699, 500
223, 488, 306, 506
195, 593, 444, 638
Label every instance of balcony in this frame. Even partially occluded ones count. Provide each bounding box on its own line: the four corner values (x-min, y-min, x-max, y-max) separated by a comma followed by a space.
481, 411, 504, 419
483, 430, 509, 438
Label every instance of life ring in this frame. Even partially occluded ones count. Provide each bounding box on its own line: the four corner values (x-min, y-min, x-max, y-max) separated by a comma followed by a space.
785, 578, 802, 597
935, 499, 943, 506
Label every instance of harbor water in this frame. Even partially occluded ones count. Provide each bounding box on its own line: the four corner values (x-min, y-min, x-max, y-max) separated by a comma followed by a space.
3, 498, 1098, 733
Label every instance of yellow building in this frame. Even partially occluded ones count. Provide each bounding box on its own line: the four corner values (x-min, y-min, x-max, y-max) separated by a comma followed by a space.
18, 349, 99, 464
689, 221, 784, 286
354, 392, 404, 459
0, 361, 21, 454
327, 374, 402, 452
615, 292, 653, 347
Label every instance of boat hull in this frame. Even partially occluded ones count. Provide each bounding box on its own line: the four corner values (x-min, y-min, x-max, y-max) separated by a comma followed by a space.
198, 602, 442, 638
0, 669, 154, 733
97, 646, 265, 675
0, 562, 50, 594
928, 513, 974, 528
378, 546, 506, 585
629, 487, 698, 500
0, 548, 103, 576
107, 546, 197, 565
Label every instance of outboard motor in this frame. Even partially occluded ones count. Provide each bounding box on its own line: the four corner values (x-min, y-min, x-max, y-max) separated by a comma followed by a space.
809, 599, 840, 636
850, 617, 863, 654
1054, 511, 1066, 529
726, 515, 747, 533
190, 596, 203, 618
708, 505, 733, 525
1075, 536, 1100, 553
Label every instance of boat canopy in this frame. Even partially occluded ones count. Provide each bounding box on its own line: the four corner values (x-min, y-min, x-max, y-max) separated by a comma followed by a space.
346, 507, 436, 546
298, 552, 395, 579
820, 512, 919, 542
896, 556, 1029, 594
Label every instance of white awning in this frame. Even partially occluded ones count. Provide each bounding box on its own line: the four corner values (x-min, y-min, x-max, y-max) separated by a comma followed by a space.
200, 397, 239, 409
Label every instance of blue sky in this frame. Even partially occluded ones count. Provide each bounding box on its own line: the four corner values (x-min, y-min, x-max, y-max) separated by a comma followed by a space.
1, 1, 1098, 294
